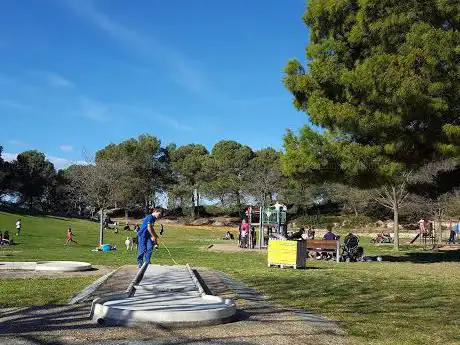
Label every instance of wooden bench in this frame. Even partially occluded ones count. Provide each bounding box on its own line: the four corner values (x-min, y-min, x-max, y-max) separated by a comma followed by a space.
306, 239, 341, 263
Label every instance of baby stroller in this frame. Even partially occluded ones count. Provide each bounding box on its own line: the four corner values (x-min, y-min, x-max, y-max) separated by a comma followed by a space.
342, 234, 363, 262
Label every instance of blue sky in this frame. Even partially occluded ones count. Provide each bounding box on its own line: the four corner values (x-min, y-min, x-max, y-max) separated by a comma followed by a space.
0, 0, 309, 170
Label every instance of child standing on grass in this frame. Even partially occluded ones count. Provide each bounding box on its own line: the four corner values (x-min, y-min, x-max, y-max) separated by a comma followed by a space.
65, 227, 77, 245
16, 219, 22, 236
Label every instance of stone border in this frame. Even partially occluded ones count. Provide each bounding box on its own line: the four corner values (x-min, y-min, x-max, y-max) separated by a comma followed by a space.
68, 268, 118, 305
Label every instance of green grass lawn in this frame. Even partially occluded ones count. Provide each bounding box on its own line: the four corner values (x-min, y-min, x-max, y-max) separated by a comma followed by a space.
0, 210, 459, 345
0, 276, 101, 307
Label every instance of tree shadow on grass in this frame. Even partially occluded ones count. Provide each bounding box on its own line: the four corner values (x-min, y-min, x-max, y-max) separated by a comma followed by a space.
381, 249, 460, 263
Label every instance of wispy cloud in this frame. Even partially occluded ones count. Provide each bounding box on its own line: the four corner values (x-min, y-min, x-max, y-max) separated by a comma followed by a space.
7, 140, 28, 147
44, 72, 74, 88
153, 112, 193, 132
2, 152, 86, 170
64, 0, 206, 93
59, 145, 74, 152
0, 99, 33, 111
117, 104, 193, 131
80, 97, 110, 122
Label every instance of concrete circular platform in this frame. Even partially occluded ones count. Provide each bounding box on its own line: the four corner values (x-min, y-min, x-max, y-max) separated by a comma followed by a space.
36, 261, 92, 271
0, 261, 92, 272
91, 264, 236, 326
93, 293, 236, 326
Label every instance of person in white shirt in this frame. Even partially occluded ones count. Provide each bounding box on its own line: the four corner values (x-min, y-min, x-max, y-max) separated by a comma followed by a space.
16, 219, 22, 236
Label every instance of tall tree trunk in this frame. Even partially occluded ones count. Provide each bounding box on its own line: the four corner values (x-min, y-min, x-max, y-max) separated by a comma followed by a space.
393, 204, 399, 251
125, 208, 129, 220
191, 192, 195, 218
392, 186, 399, 251
99, 208, 104, 247
235, 191, 241, 209
196, 190, 200, 217
352, 203, 358, 217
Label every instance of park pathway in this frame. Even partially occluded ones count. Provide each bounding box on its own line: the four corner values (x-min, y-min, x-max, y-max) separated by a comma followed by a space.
0, 265, 345, 345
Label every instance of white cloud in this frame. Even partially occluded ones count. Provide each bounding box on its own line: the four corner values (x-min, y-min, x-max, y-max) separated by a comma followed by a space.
47, 156, 87, 170
2, 152, 87, 171
45, 73, 74, 88
59, 145, 74, 152
80, 97, 110, 122
2, 152, 18, 162
64, 0, 206, 93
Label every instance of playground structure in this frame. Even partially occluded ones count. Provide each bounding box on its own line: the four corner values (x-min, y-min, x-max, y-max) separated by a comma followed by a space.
409, 219, 460, 249
245, 203, 288, 249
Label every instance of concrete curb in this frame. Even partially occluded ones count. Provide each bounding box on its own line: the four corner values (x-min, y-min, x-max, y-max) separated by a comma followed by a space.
89, 263, 147, 318
186, 263, 205, 296
126, 262, 148, 296
68, 268, 118, 305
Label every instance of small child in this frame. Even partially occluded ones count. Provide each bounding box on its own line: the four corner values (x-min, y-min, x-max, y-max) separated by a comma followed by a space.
125, 236, 133, 250
16, 219, 22, 236
65, 227, 77, 245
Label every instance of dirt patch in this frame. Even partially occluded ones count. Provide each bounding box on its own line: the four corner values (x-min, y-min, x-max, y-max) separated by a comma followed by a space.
205, 243, 267, 253
437, 244, 460, 251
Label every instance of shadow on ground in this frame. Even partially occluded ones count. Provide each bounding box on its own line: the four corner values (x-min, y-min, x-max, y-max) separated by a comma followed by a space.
382, 249, 460, 263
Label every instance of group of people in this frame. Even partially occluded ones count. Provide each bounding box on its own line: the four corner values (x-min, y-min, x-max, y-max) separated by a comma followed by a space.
123, 223, 140, 232
290, 226, 316, 240
0, 231, 12, 245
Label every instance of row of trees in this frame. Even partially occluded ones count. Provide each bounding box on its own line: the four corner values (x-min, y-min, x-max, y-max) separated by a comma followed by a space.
0, 138, 284, 218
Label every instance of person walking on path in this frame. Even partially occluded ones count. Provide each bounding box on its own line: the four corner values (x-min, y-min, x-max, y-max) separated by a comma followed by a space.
137, 208, 162, 268
65, 227, 77, 245
16, 219, 22, 236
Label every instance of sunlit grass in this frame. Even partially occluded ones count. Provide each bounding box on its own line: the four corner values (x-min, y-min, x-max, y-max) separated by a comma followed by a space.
0, 211, 459, 344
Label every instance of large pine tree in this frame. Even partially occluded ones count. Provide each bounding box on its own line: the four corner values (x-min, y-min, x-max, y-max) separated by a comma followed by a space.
282, 0, 460, 249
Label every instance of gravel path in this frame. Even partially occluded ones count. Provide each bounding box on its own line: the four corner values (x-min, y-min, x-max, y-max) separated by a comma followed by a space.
0, 266, 346, 345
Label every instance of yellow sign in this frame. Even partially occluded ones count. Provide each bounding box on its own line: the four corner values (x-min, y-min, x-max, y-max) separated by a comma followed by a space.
268, 240, 307, 268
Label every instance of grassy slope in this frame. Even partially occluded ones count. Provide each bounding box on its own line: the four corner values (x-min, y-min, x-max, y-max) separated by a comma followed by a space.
0, 211, 459, 344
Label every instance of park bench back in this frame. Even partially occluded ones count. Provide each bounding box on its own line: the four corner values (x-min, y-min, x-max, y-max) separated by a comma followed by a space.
306, 239, 341, 263
306, 240, 338, 250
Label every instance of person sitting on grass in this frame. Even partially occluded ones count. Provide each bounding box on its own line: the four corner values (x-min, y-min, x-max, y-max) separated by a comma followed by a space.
123, 223, 131, 231
2, 231, 10, 245
290, 227, 306, 240
65, 227, 77, 245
